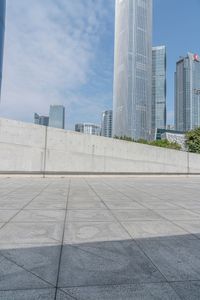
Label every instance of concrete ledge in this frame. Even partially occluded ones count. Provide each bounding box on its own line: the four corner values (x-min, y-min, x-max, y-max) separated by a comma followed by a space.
0, 118, 200, 175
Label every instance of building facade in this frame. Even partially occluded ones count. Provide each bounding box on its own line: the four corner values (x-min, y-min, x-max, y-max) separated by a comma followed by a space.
175, 53, 200, 132
34, 113, 49, 126
101, 110, 112, 138
0, 0, 6, 98
113, 0, 153, 140
49, 105, 65, 129
152, 46, 166, 130
75, 123, 101, 136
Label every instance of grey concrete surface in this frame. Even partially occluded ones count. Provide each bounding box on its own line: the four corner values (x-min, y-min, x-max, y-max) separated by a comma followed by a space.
0, 177, 200, 299
1, 118, 200, 174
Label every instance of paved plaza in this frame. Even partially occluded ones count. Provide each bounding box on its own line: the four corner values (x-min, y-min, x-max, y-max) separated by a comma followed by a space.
0, 176, 200, 299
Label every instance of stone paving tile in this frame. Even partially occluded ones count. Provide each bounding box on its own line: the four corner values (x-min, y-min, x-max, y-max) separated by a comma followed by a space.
0, 210, 19, 222
0, 177, 200, 299
58, 240, 165, 287
0, 289, 56, 300
171, 281, 200, 300
62, 282, 181, 300
11, 209, 65, 223
0, 222, 63, 245
112, 209, 163, 221
154, 209, 200, 220
63, 221, 130, 244
122, 220, 192, 239
0, 257, 51, 290
1, 245, 61, 286
137, 236, 200, 281
173, 220, 200, 238
67, 209, 115, 222
67, 200, 106, 210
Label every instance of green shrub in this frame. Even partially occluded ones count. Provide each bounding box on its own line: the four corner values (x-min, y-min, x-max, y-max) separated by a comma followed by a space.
186, 128, 200, 154
114, 136, 181, 150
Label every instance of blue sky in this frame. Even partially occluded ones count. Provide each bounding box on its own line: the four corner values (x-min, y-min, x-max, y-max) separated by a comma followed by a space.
0, 0, 200, 129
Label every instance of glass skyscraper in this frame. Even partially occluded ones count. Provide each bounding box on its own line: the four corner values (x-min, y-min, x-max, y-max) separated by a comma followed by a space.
152, 46, 166, 130
113, 0, 153, 140
101, 110, 112, 138
175, 53, 200, 132
49, 105, 65, 129
0, 0, 6, 98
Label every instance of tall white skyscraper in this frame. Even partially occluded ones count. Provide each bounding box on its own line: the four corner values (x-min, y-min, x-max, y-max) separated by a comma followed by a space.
113, 0, 153, 140
152, 46, 167, 130
0, 0, 6, 99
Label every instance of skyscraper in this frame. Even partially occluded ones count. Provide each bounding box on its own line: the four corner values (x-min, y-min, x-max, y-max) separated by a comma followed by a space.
152, 46, 167, 130
101, 110, 112, 138
34, 113, 49, 126
75, 123, 101, 136
49, 105, 65, 129
113, 0, 153, 140
0, 0, 6, 98
175, 53, 200, 132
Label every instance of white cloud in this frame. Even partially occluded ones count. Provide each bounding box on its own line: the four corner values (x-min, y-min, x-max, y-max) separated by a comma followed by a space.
0, 0, 114, 125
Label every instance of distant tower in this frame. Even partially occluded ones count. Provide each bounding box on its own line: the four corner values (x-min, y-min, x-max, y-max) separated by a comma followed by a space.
113, 0, 153, 140
101, 110, 112, 138
0, 0, 6, 99
152, 46, 167, 130
49, 105, 65, 129
34, 113, 49, 126
175, 53, 200, 131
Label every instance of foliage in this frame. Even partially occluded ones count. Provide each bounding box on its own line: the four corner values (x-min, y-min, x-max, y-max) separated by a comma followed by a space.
114, 136, 181, 150
186, 127, 200, 154
114, 135, 135, 142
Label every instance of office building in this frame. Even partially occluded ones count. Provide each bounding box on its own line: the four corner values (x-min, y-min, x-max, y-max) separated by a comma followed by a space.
113, 0, 153, 140
49, 105, 65, 129
34, 113, 49, 126
175, 53, 200, 131
75, 123, 101, 136
152, 46, 166, 130
101, 110, 112, 138
0, 0, 6, 98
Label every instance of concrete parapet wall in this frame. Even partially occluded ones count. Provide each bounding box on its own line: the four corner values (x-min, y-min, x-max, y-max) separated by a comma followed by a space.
0, 118, 200, 175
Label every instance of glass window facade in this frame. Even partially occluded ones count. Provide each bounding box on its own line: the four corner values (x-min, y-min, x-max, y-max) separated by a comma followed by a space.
113, 0, 153, 140
152, 46, 166, 130
75, 123, 101, 136
175, 53, 200, 131
49, 105, 65, 129
0, 0, 6, 98
34, 113, 49, 126
101, 110, 113, 138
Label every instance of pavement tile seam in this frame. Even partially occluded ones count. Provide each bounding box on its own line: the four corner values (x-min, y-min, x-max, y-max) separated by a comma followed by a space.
116, 180, 191, 209
84, 179, 170, 285
0, 253, 56, 289
97, 180, 196, 240
54, 179, 71, 300
0, 183, 51, 232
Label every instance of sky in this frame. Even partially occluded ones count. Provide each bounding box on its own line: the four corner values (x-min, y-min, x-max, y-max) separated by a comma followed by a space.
0, 0, 200, 129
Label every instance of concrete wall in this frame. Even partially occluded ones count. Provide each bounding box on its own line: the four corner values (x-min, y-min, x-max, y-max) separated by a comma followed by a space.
0, 118, 200, 174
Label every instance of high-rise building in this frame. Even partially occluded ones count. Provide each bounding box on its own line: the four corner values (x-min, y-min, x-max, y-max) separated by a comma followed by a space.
0, 0, 6, 98
101, 110, 112, 138
34, 113, 49, 126
152, 46, 166, 131
75, 123, 101, 136
49, 105, 65, 129
113, 0, 153, 140
175, 53, 200, 131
